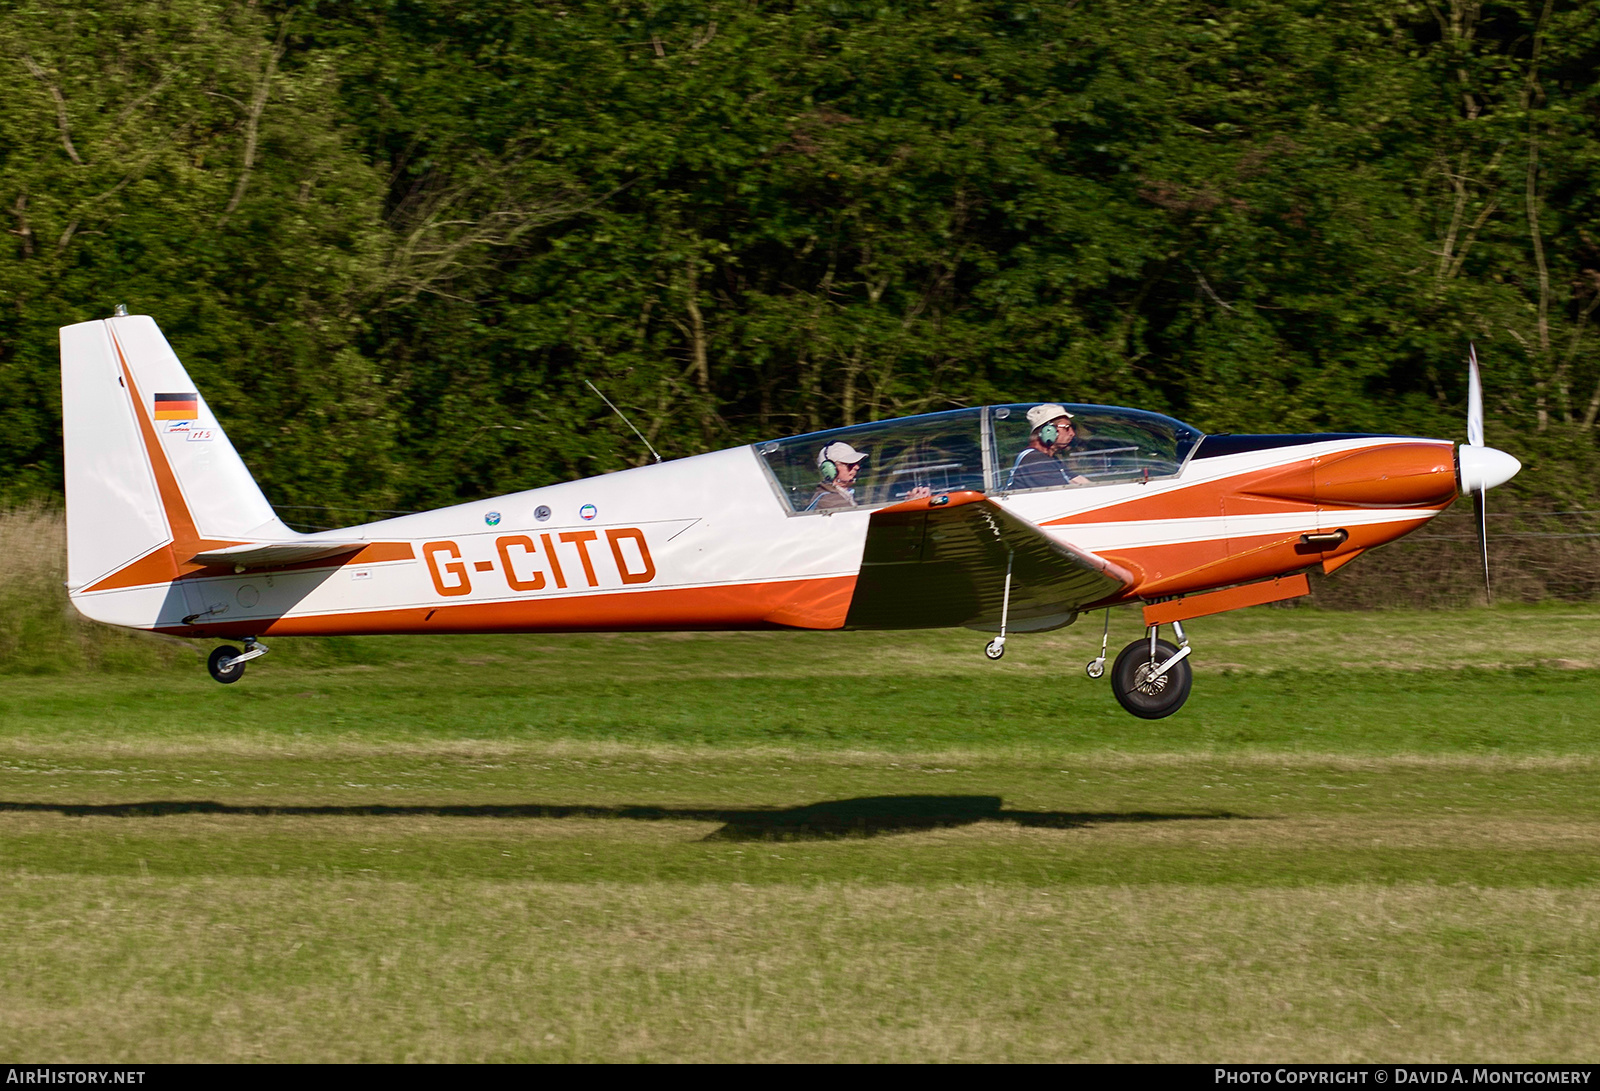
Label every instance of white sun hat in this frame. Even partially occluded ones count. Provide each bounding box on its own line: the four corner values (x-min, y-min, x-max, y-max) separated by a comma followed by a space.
1025, 403, 1073, 431
818, 441, 869, 466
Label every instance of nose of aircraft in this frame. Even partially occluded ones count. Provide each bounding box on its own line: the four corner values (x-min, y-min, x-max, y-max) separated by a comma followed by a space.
1457, 444, 1521, 495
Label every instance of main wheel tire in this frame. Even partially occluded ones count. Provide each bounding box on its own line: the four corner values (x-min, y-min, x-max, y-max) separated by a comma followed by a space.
1110, 638, 1192, 719
207, 645, 246, 684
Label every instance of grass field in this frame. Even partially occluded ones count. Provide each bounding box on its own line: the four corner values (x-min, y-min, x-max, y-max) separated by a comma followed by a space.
2, 605, 1599, 1062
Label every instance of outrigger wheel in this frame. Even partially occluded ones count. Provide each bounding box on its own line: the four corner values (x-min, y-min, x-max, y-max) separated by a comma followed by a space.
1110, 637, 1193, 719
207, 645, 246, 684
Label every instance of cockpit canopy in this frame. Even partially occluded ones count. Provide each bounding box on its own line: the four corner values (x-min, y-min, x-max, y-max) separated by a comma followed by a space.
756, 404, 1203, 513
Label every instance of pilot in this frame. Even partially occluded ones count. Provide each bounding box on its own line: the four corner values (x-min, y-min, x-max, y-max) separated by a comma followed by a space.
810, 441, 869, 510
1008, 403, 1091, 489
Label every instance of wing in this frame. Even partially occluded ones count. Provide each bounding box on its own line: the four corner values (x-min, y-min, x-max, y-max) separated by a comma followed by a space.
187, 540, 367, 568
844, 491, 1135, 631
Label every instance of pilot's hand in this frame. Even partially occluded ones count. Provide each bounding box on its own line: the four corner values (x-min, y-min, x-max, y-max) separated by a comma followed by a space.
1068, 475, 1090, 486
908, 486, 932, 500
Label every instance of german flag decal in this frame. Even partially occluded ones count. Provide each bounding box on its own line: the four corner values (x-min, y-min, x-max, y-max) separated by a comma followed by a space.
154, 393, 198, 420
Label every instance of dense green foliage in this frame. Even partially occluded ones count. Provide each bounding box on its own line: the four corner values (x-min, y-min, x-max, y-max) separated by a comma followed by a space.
5, 1, 1600, 518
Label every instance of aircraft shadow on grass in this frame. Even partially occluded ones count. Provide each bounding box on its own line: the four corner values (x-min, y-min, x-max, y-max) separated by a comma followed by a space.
0, 796, 1247, 842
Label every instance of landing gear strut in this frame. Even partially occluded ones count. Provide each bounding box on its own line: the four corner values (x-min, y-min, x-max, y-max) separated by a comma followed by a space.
207, 638, 269, 684
982, 550, 1015, 661
1085, 610, 1110, 679
1109, 622, 1192, 719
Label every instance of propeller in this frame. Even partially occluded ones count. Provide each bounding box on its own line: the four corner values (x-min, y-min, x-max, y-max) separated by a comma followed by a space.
1467, 344, 1484, 448
1456, 344, 1521, 603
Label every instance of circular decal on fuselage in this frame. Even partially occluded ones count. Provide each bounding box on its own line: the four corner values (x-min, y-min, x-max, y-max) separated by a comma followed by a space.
534, 505, 552, 522
485, 511, 501, 526
579, 504, 597, 521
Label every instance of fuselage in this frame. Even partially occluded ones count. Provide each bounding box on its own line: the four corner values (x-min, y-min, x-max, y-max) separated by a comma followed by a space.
70, 420, 1460, 640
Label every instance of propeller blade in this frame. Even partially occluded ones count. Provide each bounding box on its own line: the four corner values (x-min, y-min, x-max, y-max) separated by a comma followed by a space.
1475, 488, 1491, 604
1467, 344, 1484, 448
1463, 345, 1509, 605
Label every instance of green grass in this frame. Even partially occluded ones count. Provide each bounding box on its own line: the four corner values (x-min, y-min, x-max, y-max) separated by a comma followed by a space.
5, 878, 1597, 1063
8, 663, 1590, 752
3, 605, 1600, 1061
5, 740, 1597, 889
2, 605, 1597, 753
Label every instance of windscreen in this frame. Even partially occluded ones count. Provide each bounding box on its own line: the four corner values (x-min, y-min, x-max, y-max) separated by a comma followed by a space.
756, 408, 986, 513
755, 403, 1203, 512
991, 404, 1202, 493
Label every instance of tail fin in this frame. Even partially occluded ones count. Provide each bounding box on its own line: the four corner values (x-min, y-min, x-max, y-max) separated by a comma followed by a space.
60, 314, 294, 594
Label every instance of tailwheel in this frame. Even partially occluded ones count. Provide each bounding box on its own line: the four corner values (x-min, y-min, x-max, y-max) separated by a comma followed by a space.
208, 645, 246, 684
1110, 637, 1192, 719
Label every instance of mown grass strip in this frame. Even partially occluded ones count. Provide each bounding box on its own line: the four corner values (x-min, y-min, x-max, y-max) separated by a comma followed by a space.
2, 661, 1597, 754
3, 878, 1597, 1063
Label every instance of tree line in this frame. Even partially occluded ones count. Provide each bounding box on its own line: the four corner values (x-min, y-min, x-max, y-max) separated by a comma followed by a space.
3, 0, 1599, 523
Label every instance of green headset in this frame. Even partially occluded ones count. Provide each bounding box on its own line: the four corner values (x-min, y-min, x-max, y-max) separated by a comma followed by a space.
1037, 411, 1076, 447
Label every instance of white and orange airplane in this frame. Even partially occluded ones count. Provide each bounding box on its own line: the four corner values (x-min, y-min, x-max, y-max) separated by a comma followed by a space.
60, 311, 1521, 717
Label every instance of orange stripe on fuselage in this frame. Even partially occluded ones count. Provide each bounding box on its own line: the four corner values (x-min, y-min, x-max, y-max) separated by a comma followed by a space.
84, 545, 183, 593
1040, 440, 1452, 600
1043, 441, 1455, 529
1097, 514, 1434, 600
159, 574, 859, 639
1045, 459, 1315, 527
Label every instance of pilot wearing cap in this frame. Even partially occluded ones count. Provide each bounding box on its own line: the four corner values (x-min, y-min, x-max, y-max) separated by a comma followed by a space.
1008, 403, 1090, 489
810, 441, 869, 510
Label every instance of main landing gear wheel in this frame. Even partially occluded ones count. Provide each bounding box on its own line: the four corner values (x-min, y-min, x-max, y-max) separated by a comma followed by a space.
1110, 638, 1192, 719
208, 645, 246, 684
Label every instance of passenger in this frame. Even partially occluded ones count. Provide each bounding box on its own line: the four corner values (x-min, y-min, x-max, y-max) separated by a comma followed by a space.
1008, 403, 1091, 489
810, 441, 869, 510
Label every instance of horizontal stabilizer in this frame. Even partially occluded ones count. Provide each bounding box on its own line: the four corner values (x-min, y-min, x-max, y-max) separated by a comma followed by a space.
844, 491, 1135, 631
188, 540, 367, 569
